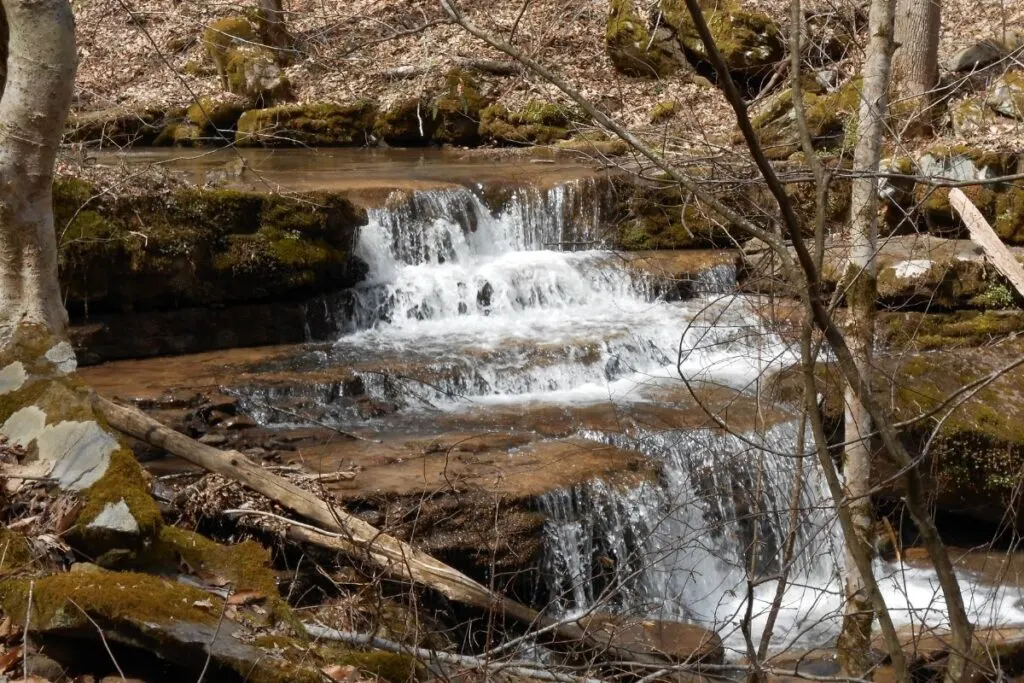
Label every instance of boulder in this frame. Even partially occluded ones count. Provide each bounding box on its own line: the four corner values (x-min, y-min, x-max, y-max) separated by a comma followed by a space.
747, 78, 858, 159
236, 101, 378, 146
987, 70, 1024, 119
659, 0, 784, 74
950, 97, 1000, 137
186, 93, 249, 132
478, 100, 574, 145
225, 45, 291, 105
606, 0, 688, 78
947, 40, 1006, 72
373, 97, 436, 146
65, 106, 181, 146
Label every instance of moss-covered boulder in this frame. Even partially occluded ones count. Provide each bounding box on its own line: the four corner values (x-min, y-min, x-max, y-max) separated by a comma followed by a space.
203, 15, 258, 79
659, 0, 783, 73
479, 100, 574, 145
951, 97, 1001, 137
54, 177, 367, 316
236, 101, 377, 146
987, 70, 1024, 120
606, 0, 687, 77
226, 45, 292, 105
650, 99, 681, 123
430, 69, 489, 146
747, 78, 858, 159
374, 97, 436, 146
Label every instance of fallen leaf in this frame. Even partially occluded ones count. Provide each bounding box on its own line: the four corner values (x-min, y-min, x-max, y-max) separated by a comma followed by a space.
0, 645, 23, 674
321, 664, 360, 682
227, 589, 266, 606
0, 616, 14, 640
192, 599, 214, 609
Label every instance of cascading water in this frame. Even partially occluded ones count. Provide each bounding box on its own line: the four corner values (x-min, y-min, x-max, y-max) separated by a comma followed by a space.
242, 174, 1024, 655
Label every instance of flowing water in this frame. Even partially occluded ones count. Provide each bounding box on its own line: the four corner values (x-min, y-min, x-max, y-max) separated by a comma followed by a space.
217, 165, 1024, 656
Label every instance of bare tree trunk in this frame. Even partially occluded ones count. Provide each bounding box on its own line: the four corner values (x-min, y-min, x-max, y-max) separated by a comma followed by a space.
0, 0, 77, 350
837, 0, 895, 674
257, 0, 292, 62
892, 0, 940, 133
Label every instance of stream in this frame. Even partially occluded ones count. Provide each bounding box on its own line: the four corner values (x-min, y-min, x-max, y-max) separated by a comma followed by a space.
104, 149, 1024, 657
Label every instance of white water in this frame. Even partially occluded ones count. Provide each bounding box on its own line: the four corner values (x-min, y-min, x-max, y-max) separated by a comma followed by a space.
318, 180, 1024, 655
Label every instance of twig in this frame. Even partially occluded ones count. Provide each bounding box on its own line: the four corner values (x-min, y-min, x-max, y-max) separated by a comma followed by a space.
196, 590, 231, 683
68, 598, 126, 681
23, 580, 32, 679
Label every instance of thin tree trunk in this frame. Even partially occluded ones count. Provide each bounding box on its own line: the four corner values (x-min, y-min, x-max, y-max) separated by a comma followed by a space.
838, 0, 895, 674
0, 0, 77, 349
257, 0, 292, 61
892, 0, 940, 133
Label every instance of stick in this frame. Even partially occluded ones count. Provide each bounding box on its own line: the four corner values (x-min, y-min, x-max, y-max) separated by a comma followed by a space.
92, 395, 676, 669
68, 598, 126, 681
949, 187, 1024, 297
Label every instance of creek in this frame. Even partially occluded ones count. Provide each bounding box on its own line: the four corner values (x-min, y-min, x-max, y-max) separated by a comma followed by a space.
100, 149, 1024, 658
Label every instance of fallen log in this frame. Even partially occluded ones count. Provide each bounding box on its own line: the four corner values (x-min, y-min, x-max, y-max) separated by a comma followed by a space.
949, 187, 1024, 298
93, 395, 685, 670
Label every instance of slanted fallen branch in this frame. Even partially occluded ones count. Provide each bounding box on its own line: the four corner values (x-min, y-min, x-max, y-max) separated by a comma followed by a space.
92, 395, 680, 670
949, 187, 1024, 297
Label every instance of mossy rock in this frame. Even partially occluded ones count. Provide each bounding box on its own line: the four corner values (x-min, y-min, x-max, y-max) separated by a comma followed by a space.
951, 97, 1000, 137
478, 100, 574, 145
236, 101, 378, 146
186, 94, 249, 131
606, 0, 687, 77
0, 530, 34, 576
430, 69, 489, 146
203, 15, 258, 78
659, 0, 783, 73
225, 45, 292, 105
747, 78, 858, 159
55, 177, 368, 316
987, 70, 1024, 120
650, 99, 681, 123
614, 179, 736, 249
994, 187, 1024, 243
878, 310, 1024, 352
374, 97, 436, 146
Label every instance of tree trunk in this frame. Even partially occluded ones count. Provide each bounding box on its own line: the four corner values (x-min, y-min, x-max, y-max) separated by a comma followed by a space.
892, 0, 940, 133
257, 0, 292, 62
838, 0, 895, 675
0, 0, 77, 350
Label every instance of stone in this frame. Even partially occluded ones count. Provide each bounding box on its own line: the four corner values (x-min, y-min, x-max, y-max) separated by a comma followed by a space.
987, 71, 1024, 119
236, 101, 377, 146
225, 45, 291, 105
660, 0, 784, 73
23, 652, 65, 681
198, 432, 229, 446
951, 97, 1000, 137
606, 0, 687, 78
0, 361, 26, 395
87, 499, 141, 534
44, 341, 77, 375
948, 40, 1006, 72
579, 613, 724, 664
39, 420, 118, 491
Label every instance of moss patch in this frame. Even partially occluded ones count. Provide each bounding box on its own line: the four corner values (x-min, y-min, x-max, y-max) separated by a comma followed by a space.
606, 0, 684, 77
748, 78, 859, 159
187, 95, 248, 131
479, 100, 574, 145
236, 101, 377, 146
373, 97, 435, 146
614, 179, 736, 249
0, 530, 34, 577
55, 178, 367, 316
660, 0, 783, 73
430, 69, 488, 146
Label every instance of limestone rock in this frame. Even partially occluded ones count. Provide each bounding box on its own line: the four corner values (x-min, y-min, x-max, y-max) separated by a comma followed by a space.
987, 70, 1024, 119
373, 97, 435, 146
479, 100, 573, 145
88, 499, 141, 534
747, 79, 857, 159
606, 0, 687, 78
0, 361, 26, 395
225, 45, 291, 105
947, 40, 1005, 72
186, 93, 248, 131
430, 69, 489, 146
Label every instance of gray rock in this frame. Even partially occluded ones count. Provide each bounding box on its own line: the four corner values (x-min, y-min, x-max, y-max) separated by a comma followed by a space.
44, 341, 77, 375
0, 361, 26, 396
40, 420, 118, 491
88, 499, 140, 534
24, 652, 66, 681
198, 432, 228, 446
948, 40, 1005, 72
987, 71, 1024, 119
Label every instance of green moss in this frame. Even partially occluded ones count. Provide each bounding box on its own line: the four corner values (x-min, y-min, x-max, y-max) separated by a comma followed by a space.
650, 99, 681, 123
236, 101, 377, 146
203, 16, 257, 76
478, 100, 573, 145
616, 181, 733, 249
748, 80, 859, 158
0, 570, 220, 631
0, 530, 33, 576
73, 447, 162, 555
971, 283, 1016, 310
373, 97, 434, 145
660, 0, 783, 72
880, 311, 1024, 352
430, 69, 488, 146
994, 187, 1024, 243
606, 0, 682, 77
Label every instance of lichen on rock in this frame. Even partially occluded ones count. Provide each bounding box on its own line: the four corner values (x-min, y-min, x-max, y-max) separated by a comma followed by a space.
606, 0, 687, 78
479, 100, 574, 145
659, 0, 784, 73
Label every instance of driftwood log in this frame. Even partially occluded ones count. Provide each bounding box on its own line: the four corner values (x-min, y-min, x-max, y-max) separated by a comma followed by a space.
93, 395, 686, 670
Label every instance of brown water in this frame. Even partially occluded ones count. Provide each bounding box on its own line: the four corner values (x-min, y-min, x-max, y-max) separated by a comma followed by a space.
92, 147, 601, 194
